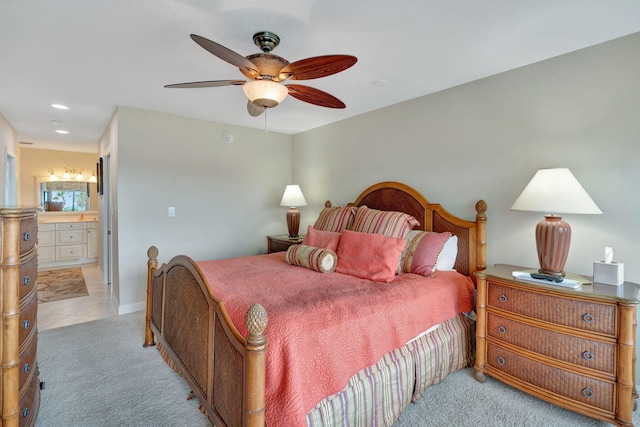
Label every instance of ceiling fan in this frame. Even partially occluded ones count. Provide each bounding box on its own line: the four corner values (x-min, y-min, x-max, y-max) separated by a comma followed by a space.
165, 31, 357, 117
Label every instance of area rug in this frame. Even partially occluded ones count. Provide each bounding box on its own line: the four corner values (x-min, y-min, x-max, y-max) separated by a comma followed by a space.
37, 268, 89, 303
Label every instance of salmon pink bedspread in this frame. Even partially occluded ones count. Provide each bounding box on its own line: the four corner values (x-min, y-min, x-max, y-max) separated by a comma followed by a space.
197, 252, 474, 427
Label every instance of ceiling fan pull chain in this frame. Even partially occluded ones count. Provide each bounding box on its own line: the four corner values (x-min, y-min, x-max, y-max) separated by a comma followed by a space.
264, 107, 268, 133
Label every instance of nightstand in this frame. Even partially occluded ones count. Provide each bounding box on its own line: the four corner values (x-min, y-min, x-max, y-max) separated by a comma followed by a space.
267, 234, 305, 254
474, 264, 639, 427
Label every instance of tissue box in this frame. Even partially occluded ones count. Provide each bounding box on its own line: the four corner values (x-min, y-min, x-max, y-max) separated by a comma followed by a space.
593, 261, 624, 286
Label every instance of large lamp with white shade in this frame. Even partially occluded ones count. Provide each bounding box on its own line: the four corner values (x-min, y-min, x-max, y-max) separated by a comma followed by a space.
510, 168, 602, 281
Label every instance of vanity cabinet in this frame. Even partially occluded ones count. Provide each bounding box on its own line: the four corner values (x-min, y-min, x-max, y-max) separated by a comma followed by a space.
86, 222, 99, 258
37, 221, 98, 269
36, 223, 55, 263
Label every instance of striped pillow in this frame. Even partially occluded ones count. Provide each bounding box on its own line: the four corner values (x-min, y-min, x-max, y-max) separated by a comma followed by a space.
286, 244, 337, 274
350, 206, 420, 239
313, 206, 358, 232
400, 231, 452, 276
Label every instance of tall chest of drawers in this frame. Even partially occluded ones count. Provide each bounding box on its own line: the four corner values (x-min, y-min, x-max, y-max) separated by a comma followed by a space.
474, 264, 639, 427
0, 207, 41, 426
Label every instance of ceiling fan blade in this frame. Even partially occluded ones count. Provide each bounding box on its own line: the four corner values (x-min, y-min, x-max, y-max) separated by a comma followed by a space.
164, 80, 246, 89
286, 84, 346, 109
190, 34, 259, 75
279, 55, 357, 81
247, 100, 265, 117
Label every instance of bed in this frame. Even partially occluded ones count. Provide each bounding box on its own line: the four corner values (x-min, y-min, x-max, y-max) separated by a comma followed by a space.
144, 181, 487, 426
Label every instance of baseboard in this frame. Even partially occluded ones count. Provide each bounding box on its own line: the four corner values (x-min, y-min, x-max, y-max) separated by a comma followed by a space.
115, 300, 146, 315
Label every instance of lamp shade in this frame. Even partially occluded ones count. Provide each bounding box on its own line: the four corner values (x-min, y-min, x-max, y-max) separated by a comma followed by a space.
243, 80, 288, 109
510, 168, 602, 214
280, 185, 307, 207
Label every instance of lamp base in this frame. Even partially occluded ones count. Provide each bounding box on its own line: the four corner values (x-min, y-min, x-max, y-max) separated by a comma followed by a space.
286, 207, 300, 238
535, 215, 571, 278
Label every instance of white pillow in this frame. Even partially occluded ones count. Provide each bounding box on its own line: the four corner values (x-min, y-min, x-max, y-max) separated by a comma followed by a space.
435, 235, 458, 270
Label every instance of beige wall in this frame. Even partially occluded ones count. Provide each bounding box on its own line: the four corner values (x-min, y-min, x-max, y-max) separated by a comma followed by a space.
0, 113, 18, 204
292, 32, 640, 284
101, 106, 293, 313
18, 147, 99, 210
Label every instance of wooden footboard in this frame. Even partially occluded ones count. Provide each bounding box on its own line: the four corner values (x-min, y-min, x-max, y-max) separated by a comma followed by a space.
143, 246, 268, 427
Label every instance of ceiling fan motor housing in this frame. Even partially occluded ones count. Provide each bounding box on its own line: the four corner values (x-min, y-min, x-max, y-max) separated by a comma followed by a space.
253, 31, 280, 52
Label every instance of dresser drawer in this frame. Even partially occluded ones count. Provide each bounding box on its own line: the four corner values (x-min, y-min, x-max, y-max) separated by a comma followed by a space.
19, 372, 40, 427
19, 256, 38, 301
56, 229, 86, 244
487, 343, 614, 412
20, 216, 38, 255
19, 333, 37, 390
487, 281, 616, 336
487, 313, 615, 375
19, 295, 38, 345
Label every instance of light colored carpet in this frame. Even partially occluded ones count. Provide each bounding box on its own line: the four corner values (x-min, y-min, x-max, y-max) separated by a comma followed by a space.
36, 311, 639, 426
37, 268, 89, 303
36, 311, 210, 427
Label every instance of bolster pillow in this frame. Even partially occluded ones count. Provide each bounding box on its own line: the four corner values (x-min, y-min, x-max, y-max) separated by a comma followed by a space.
286, 244, 337, 274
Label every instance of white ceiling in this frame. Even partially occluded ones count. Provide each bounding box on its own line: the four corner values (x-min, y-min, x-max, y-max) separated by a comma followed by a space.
1, 0, 639, 153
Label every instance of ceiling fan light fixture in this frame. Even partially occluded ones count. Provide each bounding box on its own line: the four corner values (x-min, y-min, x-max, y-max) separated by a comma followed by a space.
243, 80, 288, 109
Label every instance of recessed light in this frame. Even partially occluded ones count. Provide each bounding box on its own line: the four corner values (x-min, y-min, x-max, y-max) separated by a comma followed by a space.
51, 120, 62, 126
55, 129, 69, 134
373, 79, 389, 87
51, 104, 70, 110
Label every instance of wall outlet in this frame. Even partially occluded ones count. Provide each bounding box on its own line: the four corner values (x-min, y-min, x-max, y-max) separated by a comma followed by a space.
168, 207, 175, 217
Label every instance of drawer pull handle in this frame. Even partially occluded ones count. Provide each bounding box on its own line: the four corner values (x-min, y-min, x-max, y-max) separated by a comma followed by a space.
582, 350, 594, 361
582, 387, 594, 398
24, 275, 30, 285
24, 232, 30, 241
497, 356, 506, 366
499, 294, 508, 303
23, 408, 29, 418
497, 326, 507, 335
24, 363, 30, 373
23, 320, 30, 330
582, 313, 594, 323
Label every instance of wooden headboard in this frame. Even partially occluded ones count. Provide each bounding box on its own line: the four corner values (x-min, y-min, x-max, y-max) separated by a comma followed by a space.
331, 181, 487, 281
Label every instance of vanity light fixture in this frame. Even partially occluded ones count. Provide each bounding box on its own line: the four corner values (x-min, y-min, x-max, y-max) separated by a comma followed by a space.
48, 167, 94, 182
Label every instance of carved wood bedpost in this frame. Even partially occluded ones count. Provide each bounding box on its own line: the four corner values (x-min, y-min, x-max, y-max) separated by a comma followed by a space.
475, 200, 488, 273
143, 246, 158, 348
245, 303, 268, 427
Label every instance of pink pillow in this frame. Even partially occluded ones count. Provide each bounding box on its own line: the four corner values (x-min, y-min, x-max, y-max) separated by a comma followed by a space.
336, 230, 406, 283
350, 206, 420, 239
400, 231, 452, 276
302, 226, 341, 252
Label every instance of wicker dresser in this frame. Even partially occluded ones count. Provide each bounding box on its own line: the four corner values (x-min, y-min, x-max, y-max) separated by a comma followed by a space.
0, 207, 41, 426
474, 264, 639, 427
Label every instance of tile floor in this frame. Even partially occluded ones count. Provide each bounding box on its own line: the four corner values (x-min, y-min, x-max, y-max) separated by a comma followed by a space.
37, 264, 117, 331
